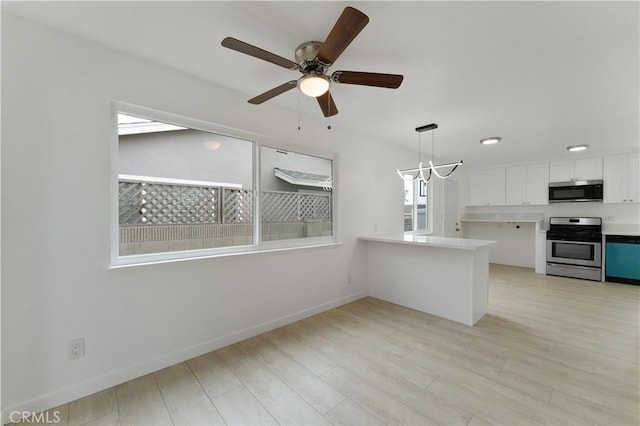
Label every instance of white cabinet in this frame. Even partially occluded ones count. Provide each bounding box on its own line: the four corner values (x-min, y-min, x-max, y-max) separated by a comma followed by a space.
505, 166, 526, 205
549, 158, 602, 182
506, 163, 549, 205
603, 154, 639, 203
526, 163, 550, 204
487, 169, 506, 205
468, 168, 505, 206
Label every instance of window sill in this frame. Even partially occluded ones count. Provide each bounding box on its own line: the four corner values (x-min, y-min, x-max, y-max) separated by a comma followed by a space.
108, 240, 342, 269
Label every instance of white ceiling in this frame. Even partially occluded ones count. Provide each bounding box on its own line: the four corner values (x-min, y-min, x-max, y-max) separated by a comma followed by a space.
4, 1, 639, 168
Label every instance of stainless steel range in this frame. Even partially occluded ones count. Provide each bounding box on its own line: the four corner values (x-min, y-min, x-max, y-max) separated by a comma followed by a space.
546, 217, 602, 281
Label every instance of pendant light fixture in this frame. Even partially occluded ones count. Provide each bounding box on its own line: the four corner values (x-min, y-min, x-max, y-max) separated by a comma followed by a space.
396, 123, 463, 182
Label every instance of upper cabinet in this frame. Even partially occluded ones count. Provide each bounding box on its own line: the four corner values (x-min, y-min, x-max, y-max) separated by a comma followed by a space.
603, 154, 639, 203
506, 163, 549, 205
549, 158, 602, 182
468, 168, 506, 206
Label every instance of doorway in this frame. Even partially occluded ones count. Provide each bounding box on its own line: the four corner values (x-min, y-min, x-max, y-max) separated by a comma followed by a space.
443, 180, 459, 238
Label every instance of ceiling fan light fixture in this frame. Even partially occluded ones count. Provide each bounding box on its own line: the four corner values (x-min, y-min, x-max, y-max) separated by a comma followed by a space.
567, 144, 589, 152
480, 137, 501, 145
298, 74, 330, 98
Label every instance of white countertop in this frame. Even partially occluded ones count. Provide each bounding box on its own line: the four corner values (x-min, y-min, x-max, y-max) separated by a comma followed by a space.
461, 213, 545, 224
602, 224, 640, 236
359, 234, 497, 251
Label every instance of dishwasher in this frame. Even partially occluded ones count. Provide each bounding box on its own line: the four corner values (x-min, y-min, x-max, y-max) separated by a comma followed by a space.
605, 235, 640, 285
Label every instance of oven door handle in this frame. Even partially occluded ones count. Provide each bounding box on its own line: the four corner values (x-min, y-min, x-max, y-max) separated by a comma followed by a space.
547, 240, 602, 245
547, 262, 601, 270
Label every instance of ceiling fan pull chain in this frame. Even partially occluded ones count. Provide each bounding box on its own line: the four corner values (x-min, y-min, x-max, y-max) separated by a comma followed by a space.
327, 95, 332, 130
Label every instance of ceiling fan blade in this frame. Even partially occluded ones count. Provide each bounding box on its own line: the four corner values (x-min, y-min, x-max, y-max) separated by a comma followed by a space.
221, 37, 299, 70
316, 7, 369, 65
248, 81, 298, 104
332, 71, 404, 88
317, 91, 338, 117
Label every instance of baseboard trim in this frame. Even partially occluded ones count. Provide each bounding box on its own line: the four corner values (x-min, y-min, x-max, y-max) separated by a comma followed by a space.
2, 289, 368, 424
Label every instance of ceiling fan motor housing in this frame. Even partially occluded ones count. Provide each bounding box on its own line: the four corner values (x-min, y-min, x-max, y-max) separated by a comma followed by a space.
295, 41, 326, 73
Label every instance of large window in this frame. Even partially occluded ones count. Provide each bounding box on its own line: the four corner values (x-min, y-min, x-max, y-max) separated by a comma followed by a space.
113, 106, 335, 265
404, 177, 428, 233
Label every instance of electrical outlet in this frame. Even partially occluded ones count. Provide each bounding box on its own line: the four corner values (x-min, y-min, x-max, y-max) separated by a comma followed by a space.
69, 338, 85, 360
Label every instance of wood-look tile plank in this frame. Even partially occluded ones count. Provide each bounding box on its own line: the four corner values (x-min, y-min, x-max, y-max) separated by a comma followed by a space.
215, 344, 250, 365
224, 356, 329, 425
321, 335, 438, 390
504, 358, 640, 422
153, 362, 224, 425
467, 415, 493, 426
406, 345, 554, 403
84, 411, 120, 426
323, 399, 384, 425
260, 328, 336, 375
550, 388, 637, 425
406, 349, 588, 425
238, 335, 345, 415
314, 311, 414, 357
187, 351, 241, 399
318, 343, 470, 425
68, 388, 117, 425
593, 356, 640, 386
341, 299, 475, 345
321, 366, 435, 425
426, 377, 543, 426
212, 384, 278, 425
115, 374, 173, 426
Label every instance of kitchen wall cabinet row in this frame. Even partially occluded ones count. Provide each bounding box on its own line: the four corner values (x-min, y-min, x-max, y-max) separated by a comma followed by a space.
549, 158, 603, 182
467, 154, 639, 206
468, 164, 548, 206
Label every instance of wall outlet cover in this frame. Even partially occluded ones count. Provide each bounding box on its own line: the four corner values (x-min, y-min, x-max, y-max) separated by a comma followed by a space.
68, 338, 85, 360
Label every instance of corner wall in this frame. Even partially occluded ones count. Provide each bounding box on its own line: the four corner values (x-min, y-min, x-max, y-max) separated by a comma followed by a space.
0, 14, 414, 417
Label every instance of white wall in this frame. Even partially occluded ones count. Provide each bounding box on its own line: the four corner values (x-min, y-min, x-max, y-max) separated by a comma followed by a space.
464, 222, 536, 267
0, 14, 414, 418
119, 130, 254, 188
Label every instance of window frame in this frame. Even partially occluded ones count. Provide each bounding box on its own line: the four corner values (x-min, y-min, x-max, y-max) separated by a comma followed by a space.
110, 102, 338, 267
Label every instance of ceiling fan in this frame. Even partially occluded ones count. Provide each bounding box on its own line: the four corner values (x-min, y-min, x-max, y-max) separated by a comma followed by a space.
221, 6, 404, 118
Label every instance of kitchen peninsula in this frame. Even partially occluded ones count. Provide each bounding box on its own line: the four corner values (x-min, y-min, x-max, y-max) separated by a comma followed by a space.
359, 234, 497, 326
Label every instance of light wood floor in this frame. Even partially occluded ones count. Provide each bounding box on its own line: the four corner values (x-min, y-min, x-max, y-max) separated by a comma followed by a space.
12, 265, 640, 425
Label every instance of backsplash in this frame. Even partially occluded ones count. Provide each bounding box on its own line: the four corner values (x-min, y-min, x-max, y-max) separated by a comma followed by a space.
465, 202, 639, 225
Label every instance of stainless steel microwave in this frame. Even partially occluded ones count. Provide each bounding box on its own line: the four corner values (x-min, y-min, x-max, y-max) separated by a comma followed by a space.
548, 180, 603, 203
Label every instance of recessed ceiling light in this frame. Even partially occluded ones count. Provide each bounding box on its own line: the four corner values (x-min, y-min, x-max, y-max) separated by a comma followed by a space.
480, 137, 501, 145
566, 144, 589, 152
